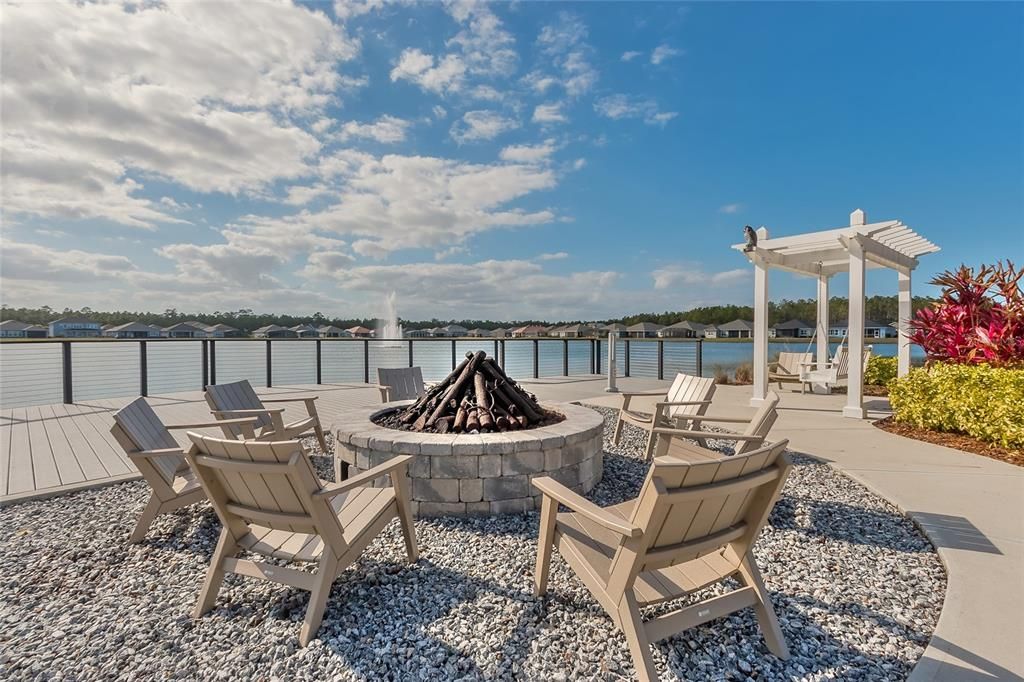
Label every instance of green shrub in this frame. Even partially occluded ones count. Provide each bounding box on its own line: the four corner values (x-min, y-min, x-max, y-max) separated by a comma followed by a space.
889, 363, 1024, 448
865, 356, 898, 386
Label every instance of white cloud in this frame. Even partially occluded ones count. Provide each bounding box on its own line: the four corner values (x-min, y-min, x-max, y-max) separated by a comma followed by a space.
470, 85, 505, 102
432, 105, 448, 119
536, 13, 598, 97
1, 1, 357, 228
651, 44, 683, 65
337, 115, 412, 144
532, 102, 568, 124
594, 95, 678, 126
450, 110, 519, 143
719, 203, 742, 214
390, 49, 466, 94
537, 251, 569, 260
499, 140, 557, 163
445, 0, 518, 78
572, 158, 586, 170
621, 51, 642, 62
651, 266, 749, 290
522, 71, 560, 94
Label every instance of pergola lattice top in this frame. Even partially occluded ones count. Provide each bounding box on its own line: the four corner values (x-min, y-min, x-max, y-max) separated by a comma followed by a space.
732, 214, 940, 277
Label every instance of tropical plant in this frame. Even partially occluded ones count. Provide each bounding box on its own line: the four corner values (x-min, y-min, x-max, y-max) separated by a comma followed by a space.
864, 356, 898, 386
910, 261, 1023, 367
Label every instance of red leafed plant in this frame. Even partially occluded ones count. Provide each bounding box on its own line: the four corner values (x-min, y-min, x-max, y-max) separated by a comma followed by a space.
910, 261, 1024, 367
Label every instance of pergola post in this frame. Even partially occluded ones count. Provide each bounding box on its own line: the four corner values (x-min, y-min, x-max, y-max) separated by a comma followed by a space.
751, 229, 770, 406
816, 274, 830, 368
844, 237, 867, 419
897, 270, 912, 377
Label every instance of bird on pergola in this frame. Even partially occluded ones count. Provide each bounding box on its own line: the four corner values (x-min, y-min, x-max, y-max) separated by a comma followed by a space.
743, 225, 757, 252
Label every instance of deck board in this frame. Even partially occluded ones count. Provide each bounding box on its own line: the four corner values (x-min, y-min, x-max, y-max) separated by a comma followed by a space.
0, 383, 384, 504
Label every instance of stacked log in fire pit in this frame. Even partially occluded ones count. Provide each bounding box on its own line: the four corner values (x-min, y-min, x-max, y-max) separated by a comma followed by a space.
378, 351, 562, 434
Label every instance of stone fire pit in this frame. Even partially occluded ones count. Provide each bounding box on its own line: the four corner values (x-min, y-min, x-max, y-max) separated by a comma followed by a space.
333, 401, 604, 516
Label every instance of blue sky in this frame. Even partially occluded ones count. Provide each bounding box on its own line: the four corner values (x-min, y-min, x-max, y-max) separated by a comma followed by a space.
1, 1, 1021, 321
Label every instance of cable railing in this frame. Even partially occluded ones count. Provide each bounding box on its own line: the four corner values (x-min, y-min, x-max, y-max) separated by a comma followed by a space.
0, 337, 702, 409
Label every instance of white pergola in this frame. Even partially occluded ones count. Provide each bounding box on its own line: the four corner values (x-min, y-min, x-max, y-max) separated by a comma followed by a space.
733, 209, 940, 419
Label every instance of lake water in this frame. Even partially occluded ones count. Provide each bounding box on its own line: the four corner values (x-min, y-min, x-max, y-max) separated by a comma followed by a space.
0, 338, 923, 409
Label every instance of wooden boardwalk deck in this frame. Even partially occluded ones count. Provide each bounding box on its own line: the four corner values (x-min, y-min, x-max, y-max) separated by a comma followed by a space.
0, 383, 384, 505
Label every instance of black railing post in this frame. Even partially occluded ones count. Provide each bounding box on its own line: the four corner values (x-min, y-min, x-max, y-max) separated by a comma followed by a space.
201, 340, 209, 389
209, 339, 216, 385
451, 339, 457, 371
316, 339, 322, 384
657, 339, 664, 380
61, 341, 73, 404
563, 339, 569, 376
595, 339, 601, 375
624, 339, 631, 377
697, 339, 703, 377
266, 339, 272, 388
493, 339, 499, 361
363, 339, 370, 383
408, 339, 414, 368
139, 341, 148, 397
533, 339, 539, 378
500, 339, 506, 368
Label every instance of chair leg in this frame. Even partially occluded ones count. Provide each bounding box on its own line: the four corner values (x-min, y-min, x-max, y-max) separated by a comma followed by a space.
643, 428, 658, 460
612, 415, 624, 445
533, 496, 557, 596
299, 553, 339, 647
128, 494, 163, 544
618, 595, 658, 682
737, 551, 790, 659
313, 422, 330, 455
390, 469, 419, 563
193, 528, 237, 618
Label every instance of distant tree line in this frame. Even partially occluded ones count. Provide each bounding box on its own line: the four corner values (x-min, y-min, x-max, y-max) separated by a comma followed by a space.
1, 295, 935, 334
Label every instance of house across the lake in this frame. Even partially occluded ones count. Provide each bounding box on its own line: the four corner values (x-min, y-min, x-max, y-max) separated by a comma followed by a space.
510, 325, 548, 337
49, 316, 102, 338
347, 326, 374, 338
290, 324, 320, 338
658, 321, 706, 338
253, 324, 298, 338
163, 322, 208, 339
317, 325, 348, 338
626, 322, 664, 338
600, 323, 627, 338
0, 320, 48, 338
103, 322, 162, 339
769, 319, 814, 338
706, 319, 754, 339
829, 319, 898, 338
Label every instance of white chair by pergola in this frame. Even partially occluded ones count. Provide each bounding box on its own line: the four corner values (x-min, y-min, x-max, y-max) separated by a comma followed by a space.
733, 209, 939, 419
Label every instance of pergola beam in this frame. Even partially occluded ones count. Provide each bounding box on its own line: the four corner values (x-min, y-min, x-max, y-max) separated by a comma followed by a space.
841, 235, 918, 274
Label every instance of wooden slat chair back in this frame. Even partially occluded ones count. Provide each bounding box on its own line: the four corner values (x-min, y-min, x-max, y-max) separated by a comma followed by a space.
533, 439, 792, 681
656, 391, 780, 459
204, 380, 330, 454
110, 397, 257, 543
184, 433, 419, 646
377, 366, 425, 402
777, 352, 811, 376
613, 372, 717, 459
205, 381, 273, 433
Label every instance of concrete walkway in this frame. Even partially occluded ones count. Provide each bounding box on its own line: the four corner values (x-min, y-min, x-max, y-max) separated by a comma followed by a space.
557, 378, 1023, 682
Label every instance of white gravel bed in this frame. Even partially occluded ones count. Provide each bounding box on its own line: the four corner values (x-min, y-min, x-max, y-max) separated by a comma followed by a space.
0, 407, 945, 681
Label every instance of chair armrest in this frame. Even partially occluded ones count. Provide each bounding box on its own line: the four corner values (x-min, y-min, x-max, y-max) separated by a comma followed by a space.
532, 477, 641, 538
259, 395, 319, 403
314, 455, 413, 498
166, 417, 259, 430
127, 447, 183, 461
619, 390, 670, 398
684, 414, 755, 424
654, 400, 712, 408
653, 427, 766, 442
211, 408, 285, 417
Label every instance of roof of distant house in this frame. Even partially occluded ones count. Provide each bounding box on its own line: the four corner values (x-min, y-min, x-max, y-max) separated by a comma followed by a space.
601, 323, 626, 331
664, 320, 706, 330
50, 316, 99, 325
254, 324, 286, 333
184, 320, 214, 331
107, 321, 157, 333
718, 319, 755, 331
347, 326, 373, 334
0, 320, 32, 331
163, 322, 207, 332
290, 324, 317, 331
627, 322, 664, 332
207, 323, 238, 332
772, 319, 813, 329
318, 325, 345, 333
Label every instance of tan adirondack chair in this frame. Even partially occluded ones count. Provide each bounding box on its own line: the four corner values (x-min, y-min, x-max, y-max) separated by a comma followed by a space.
767, 352, 812, 390
533, 439, 793, 681
184, 433, 419, 646
376, 366, 426, 402
205, 380, 329, 453
653, 391, 781, 459
613, 373, 716, 459
110, 397, 257, 543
